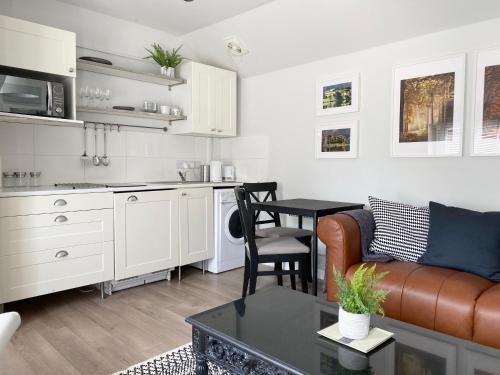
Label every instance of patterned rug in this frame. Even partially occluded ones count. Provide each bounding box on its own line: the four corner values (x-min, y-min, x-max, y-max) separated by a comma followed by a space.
113, 343, 228, 375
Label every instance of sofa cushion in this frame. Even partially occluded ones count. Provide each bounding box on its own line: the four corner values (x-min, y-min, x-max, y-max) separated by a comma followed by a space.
434, 272, 493, 340
368, 196, 429, 262
346, 261, 423, 320
474, 284, 500, 349
419, 201, 500, 281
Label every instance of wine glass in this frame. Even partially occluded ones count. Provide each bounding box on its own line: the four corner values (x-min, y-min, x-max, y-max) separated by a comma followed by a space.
88, 87, 95, 107
94, 88, 102, 107
79, 86, 89, 106
104, 89, 111, 109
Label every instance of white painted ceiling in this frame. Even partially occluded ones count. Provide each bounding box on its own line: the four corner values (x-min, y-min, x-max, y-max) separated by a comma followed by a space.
181, 0, 500, 76
56, 0, 274, 36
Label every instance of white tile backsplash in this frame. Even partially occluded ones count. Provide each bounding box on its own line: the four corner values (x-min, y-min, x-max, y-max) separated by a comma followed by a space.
0, 122, 209, 184
0, 123, 34, 155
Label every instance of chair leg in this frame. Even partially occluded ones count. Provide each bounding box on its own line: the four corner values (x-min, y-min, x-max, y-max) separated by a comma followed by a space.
249, 260, 258, 295
289, 262, 296, 290
242, 255, 250, 298
275, 262, 283, 286
300, 256, 308, 294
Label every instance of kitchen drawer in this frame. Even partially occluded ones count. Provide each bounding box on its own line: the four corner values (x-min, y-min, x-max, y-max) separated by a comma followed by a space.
0, 209, 113, 256
0, 241, 114, 304
0, 192, 113, 217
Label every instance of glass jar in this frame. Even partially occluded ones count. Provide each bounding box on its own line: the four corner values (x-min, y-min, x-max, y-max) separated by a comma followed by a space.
14, 172, 28, 187
29, 171, 41, 187
2, 172, 16, 187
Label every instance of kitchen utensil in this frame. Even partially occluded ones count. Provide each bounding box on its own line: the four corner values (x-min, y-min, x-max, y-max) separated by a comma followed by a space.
81, 125, 91, 165
222, 165, 235, 181
160, 105, 171, 115
172, 107, 182, 116
113, 106, 135, 111
79, 56, 112, 65
210, 161, 222, 182
101, 125, 110, 167
200, 164, 210, 182
92, 125, 101, 166
143, 101, 158, 113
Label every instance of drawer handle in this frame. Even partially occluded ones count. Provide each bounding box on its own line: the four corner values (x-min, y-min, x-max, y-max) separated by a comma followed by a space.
181, 192, 188, 196
54, 199, 67, 206
217, 129, 223, 133
127, 195, 138, 202
55, 250, 69, 259
54, 215, 68, 223
210, 128, 216, 132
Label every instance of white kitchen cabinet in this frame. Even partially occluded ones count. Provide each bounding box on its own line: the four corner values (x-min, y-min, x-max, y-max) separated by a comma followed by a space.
0, 15, 76, 77
171, 62, 237, 137
114, 190, 179, 280
0, 192, 114, 305
179, 187, 214, 266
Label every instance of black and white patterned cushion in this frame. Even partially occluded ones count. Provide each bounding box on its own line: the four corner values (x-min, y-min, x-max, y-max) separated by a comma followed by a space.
368, 196, 429, 262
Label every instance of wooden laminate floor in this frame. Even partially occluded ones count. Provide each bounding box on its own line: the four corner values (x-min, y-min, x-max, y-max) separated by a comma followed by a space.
0, 266, 303, 375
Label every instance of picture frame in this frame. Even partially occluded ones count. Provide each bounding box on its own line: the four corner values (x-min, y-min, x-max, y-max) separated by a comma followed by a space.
391, 54, 466, 157
316, 72, 359, 115
472, 47, 500, 156
315, 120, 358, 159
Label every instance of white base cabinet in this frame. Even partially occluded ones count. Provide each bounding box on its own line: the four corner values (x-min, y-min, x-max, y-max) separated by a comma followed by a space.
0, 193, 114, 304
114, 190, 180, 280
179, 188, 214, 266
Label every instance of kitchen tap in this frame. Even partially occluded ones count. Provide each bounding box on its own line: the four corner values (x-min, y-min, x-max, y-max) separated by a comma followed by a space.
178, 171, 187, 182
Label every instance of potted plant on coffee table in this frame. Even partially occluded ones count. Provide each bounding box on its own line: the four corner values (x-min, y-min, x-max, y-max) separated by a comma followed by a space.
334, 264, 389, 340
144, 43, 184, 78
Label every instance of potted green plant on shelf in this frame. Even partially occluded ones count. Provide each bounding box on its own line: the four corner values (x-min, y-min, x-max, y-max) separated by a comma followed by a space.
144, 43, 184, 78
334, 264, 389, 340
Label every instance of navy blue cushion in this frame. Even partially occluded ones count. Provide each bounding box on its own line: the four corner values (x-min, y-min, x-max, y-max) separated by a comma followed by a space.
418, 201, 500, 281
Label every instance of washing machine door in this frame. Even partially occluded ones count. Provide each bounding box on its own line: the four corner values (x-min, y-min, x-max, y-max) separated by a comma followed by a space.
224, 204, 245, 245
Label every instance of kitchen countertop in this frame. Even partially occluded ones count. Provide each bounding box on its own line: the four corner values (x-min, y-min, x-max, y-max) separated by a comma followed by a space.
0, 181, 242, 198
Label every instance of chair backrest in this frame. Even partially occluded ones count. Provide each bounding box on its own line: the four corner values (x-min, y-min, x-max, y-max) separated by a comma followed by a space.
0, 312, 21, 354
234, 187, 258, 261
242, 182, 281, 227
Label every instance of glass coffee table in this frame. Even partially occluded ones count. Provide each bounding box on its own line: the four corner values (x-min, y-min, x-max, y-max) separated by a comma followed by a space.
186, 286, 500, 374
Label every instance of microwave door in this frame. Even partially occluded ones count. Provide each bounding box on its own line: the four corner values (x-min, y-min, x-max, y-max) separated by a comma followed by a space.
0, 75, 48, 116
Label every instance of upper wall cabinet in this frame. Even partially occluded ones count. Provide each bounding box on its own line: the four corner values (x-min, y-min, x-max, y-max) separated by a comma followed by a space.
171, 62, 237, 137
0, 15, 76, 77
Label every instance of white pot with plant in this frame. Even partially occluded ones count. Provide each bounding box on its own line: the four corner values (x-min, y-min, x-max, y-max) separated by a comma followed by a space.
144, 43, 183, 78
334, 264, 389, 340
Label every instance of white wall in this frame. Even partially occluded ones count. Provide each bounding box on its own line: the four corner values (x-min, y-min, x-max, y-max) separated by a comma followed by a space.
225, 17, 500, 213
0, 0, 207, 184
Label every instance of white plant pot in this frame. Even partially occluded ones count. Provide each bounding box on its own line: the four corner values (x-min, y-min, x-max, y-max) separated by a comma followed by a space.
161, 66, 175, 78
338, 306, 370, 340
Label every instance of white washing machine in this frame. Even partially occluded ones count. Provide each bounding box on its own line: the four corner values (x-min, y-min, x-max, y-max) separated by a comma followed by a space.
206, 188, 245, 273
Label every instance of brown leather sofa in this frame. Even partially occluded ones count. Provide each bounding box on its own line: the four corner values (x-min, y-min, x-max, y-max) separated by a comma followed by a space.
317, 213, 500, 349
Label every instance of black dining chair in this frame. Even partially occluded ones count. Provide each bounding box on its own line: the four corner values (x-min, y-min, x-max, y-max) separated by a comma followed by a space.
242, 182, 313, 287
235, 187, 309, 297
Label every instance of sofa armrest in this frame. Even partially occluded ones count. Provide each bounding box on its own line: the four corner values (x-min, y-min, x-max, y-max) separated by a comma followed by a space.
317, 214, 362, 301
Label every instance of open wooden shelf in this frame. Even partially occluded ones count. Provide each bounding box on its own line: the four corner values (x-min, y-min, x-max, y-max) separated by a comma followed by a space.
76, 60, 186, 88
0, 111, 83, 127
76, 106, 187, 122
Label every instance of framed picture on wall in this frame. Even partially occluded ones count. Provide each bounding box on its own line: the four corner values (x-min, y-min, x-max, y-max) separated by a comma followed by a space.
391, 54, 466, 157
472, 47, 500, 156
315, 120, 358, 158
316, 73, 359, 115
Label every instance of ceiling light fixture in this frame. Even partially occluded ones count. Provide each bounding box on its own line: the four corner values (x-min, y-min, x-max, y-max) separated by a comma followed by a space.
224, 36, 249, 56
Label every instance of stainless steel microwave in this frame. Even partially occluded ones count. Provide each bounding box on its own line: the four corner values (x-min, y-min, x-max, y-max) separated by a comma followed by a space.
0, 74, 65, 118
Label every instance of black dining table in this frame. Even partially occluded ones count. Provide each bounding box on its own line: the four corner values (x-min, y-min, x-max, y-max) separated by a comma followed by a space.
252, 198, 364, 295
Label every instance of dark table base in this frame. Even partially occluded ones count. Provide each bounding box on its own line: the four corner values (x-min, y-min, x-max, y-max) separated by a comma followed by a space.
193, 327, 291, 375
